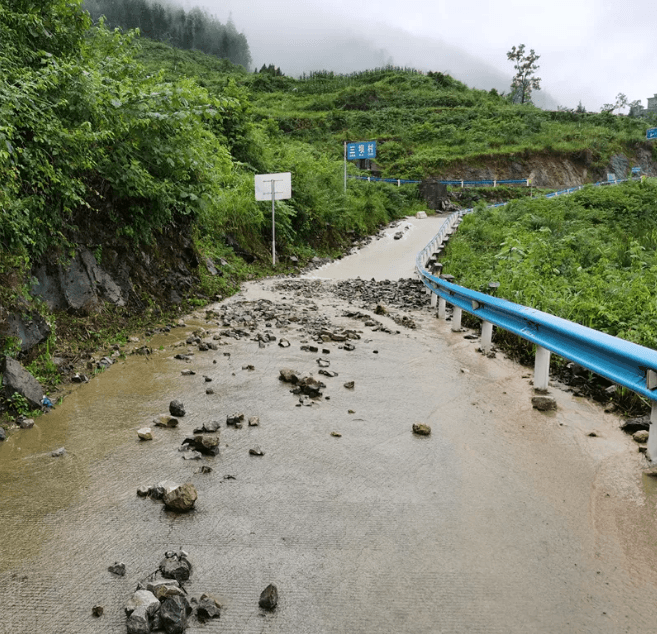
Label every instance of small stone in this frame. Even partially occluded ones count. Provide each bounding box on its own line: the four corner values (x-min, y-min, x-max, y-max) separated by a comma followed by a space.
182, 451, 203, 460
147, 580, 185, 600
412, 423, 431, 436
242, 364, 255, 371
193, 420, 221, 433
137, 486, 150, 497
108, 562, 126, 576
160, 595, 192, 633
206, 388, 214, 395
181, 369, 196, 376
159, 554, 193, 582
226, 412, 244, 427
317, 358, 330, 368
531, 396, 557, 411
19, 418, 35, 429
194, 466, 213, 474
248, 416, 260, 427
633, 430, 650, 443
92, 604, 103, 617
163, 483, 198, 513
348, 409, 355, 414
137, 427, 153, 441
278, 338, 291, 348
259, 584, 278, 611
249, 447, 264, 456
0, 428, 5, 441
153, 415, 179, 428
331, 432, 342, 437
279, 368, 300, 384
182, 435, 220, 456
169, 400, 186, 417
197, 594, 221, 622
51, 447, 66, 457
343, 381, 355, 389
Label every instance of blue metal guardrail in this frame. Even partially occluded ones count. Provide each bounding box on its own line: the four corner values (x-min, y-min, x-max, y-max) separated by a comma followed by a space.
349, 175, 530, 186
350, 175, 641, 188
415, 179, 657, 405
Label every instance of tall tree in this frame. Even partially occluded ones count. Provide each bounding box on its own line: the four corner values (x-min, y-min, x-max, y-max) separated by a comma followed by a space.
507, 44, 541, 105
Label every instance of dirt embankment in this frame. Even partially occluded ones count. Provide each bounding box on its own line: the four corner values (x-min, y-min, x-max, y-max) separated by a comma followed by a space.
438, 144, 657, 188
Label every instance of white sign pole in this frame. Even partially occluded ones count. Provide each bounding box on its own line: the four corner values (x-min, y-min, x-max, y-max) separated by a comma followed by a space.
271, 180, 276, 266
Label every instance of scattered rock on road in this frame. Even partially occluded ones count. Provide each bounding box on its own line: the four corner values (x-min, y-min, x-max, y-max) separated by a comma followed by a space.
196, 594, 221, 622
259, 583, 278, 611
412, 423, 431, 436
226, 412, 244, 428
159, 552, 193, 583
169, 400, 186, 417
531, 396, 557, 411
154, 415, 179, 428
160, 595, 192, 633
137, 427, 153, 441
108, 562, 126, 576
182, 435, 220, 456
162, 483, 198, 513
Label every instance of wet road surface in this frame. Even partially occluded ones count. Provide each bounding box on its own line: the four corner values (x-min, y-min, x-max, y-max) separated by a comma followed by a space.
2, 218, 657, 633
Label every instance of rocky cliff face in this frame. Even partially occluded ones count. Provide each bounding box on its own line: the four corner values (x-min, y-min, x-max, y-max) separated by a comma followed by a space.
1, 220, 207, 358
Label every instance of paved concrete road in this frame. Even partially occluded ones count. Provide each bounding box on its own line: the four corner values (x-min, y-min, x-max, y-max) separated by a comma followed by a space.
2, 227, 657, 633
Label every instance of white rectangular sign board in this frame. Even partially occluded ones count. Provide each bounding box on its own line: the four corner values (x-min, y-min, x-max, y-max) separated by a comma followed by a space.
255, 172, 292, 201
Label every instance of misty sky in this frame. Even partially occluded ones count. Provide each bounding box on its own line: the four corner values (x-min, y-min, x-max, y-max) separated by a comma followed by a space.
176, 0, 655, 112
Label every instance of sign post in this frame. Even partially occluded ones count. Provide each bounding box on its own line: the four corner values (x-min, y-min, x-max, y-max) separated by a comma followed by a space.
344, 140, 377, 192
255, 172, 292, 266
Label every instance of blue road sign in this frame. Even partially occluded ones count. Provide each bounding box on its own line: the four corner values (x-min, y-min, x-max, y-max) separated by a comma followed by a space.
647, 128, 657, 140
632, 166, 641, 174
347, 141, 377, 160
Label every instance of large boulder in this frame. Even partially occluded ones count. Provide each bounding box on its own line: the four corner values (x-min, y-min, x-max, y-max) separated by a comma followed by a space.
163, 483, 197, 513
1, 356, 44, 409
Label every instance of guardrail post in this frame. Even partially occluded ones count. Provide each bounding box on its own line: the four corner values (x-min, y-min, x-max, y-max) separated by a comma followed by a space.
534, 346, 551, 391
430, 292, 438, 308
451, 306, 462, 332
481, 321, 493, 354
649, 402, 657, 462
438, 297, 446, 319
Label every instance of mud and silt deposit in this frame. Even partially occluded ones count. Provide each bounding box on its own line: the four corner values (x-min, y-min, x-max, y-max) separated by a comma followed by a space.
3, 277, 657, 633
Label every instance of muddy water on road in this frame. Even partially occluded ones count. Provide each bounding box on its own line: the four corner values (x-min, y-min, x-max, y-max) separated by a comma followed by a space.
2, 249, 657, 631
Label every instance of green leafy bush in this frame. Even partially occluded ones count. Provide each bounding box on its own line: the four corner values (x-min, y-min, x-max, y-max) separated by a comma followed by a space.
442, 180, 657, 349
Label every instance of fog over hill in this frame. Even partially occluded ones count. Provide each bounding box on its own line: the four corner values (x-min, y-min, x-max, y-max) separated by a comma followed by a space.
171, 0, 561, 109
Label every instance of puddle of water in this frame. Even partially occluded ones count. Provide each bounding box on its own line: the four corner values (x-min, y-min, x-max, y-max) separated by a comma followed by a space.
0, 330, 192, 571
